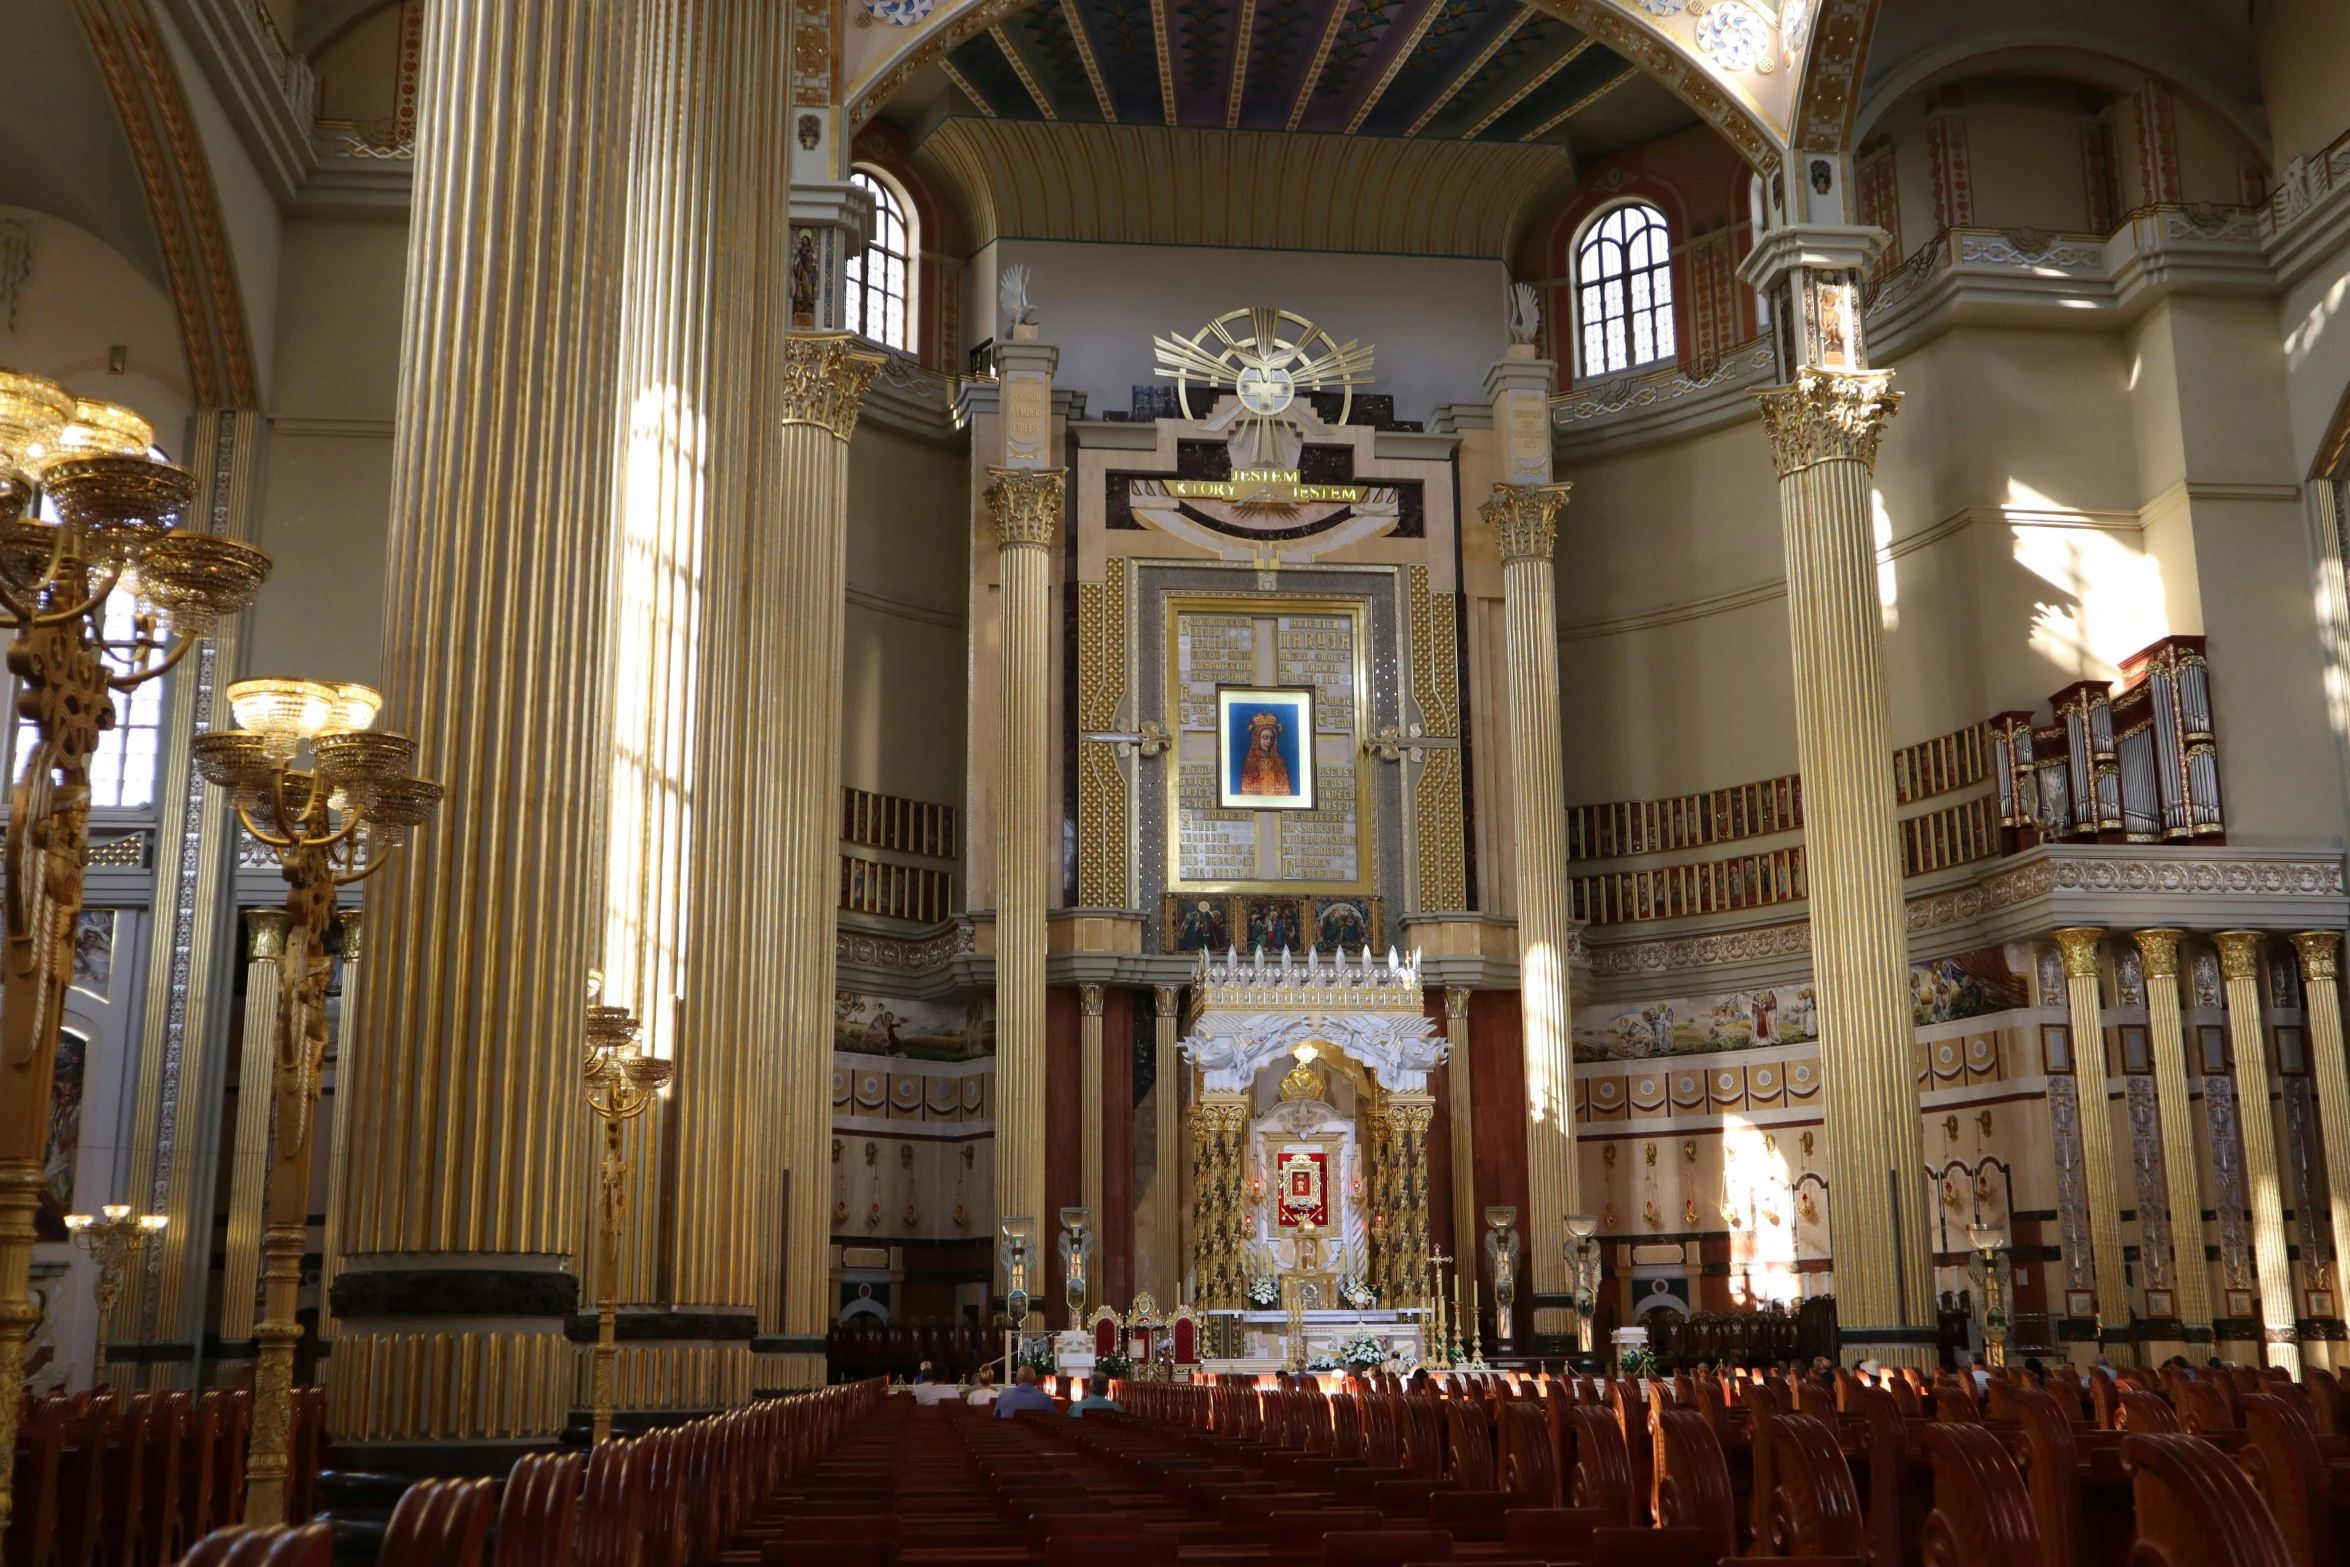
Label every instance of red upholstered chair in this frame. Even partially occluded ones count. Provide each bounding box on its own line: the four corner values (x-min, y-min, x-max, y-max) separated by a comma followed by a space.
1173, 1317, 1197, 1366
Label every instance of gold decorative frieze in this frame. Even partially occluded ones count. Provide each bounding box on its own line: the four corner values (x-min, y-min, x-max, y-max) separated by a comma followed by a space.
1076, 568, 1129, 909
1751, 369, 1901, 477
776, 333, 885, 439
986, 467, 1063, 549
1482, 483, 1570, 564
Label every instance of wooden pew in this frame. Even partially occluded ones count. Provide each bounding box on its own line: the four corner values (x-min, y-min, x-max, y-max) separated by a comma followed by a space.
2120, 1432, 2292, 1567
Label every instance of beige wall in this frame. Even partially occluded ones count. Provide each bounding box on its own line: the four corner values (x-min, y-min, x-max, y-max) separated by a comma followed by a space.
249, 218, 408, 687
2259, 0, 2350, 165
842, 423, 971, 812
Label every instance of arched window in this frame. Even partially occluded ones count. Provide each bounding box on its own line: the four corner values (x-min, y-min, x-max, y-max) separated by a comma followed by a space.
1576, 203, 1676, 376
846, 168, 914, 352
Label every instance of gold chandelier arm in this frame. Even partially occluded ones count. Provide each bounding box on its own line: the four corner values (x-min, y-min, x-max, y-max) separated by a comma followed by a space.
106, 631, 193, 690
235, 800, 295, 851
330, 844, 401, 888
34, 564, 124, 630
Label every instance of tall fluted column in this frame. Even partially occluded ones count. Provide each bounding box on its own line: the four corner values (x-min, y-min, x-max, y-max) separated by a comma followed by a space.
762, 338, 882, 1391
317, 913, 362, 1356
2218, 931, 2302, 1372
990, 463, 1061, 1277
1151, 985, 1181, 1302
216, 910, 290, 1380
1079, 983, 1105, 1313
1752, 371, 1935, 1368
1445, 987, 1475, 1270
592, 0, 809, 1411
2134, 929, 2213, 1342
328, 0, 636, 1448
1483, 483, 1577, 1347
2055, 930, 2131, 1349
2294, 933, 2350, 1303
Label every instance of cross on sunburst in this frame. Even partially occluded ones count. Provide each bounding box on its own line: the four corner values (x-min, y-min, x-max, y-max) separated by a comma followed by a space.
1152, 307, 1377, 467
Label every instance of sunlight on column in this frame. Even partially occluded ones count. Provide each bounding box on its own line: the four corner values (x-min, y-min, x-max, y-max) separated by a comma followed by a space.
2317, 532, 2350, 740
1523, 941, 1567, 1128
603, 382, 710, 1062
2007, 480, 2168, 679
2283, 273, 2348, 372
1872, 489, 1898, 630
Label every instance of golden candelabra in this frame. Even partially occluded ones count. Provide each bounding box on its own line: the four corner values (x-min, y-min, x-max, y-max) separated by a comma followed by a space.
1058, 1206, 1094, 1330
1564, 1214, 1601, 1359
1483, 1206, 1520, 1353
1465, 1275, 1486, 1369
583, 985, 674, 1445
1001, 1216, 1036, 1378
195, 676, 441, 1524
0, 371, 271, 1549
1424, 1247, 1453, 1369
1968, 1220, 2011, 1369
63, 1203, 165, 1380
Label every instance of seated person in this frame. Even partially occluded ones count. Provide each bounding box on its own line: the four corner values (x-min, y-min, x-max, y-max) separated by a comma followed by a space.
1067, 1371, 1122, 1417
966, 1366, 1000, 1407
992, 1365, 1057, 1418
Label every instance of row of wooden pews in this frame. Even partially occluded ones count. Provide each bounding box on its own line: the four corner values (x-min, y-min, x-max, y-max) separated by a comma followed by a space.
8, 1386, 327, 1567
165, 1379, 884, 1567
913, 1360, 2324, 1567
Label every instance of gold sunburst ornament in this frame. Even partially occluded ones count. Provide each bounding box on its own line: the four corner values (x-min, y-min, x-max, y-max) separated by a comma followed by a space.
1153, 306, 1377, 469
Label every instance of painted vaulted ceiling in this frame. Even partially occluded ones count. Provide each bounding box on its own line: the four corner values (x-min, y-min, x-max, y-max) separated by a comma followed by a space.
848, 0, 1838, 164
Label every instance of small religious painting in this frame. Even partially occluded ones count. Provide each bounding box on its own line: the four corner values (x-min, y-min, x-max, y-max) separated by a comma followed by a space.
1277, 1150, 1328, 1228
1313, 898, 1373, 953
1216, 687, 1315, 810
1167, 897, 1234, 954
1243, 897, 1307, 955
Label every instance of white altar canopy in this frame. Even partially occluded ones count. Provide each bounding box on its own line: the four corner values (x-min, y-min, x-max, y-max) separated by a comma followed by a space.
1178, 945, 1448, 1093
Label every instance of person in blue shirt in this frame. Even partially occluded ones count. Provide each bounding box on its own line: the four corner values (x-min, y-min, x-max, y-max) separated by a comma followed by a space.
992, 1365, 1057, 1418
1067, 1371, 1122, 1417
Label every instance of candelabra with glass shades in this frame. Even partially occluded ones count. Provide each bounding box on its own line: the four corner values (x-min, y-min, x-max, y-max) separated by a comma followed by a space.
1564, 1215, 1602, 1358
1967, 1220, 2011, 1368
1483, 1206, 1521, 1352
0, 370, 271, 1544
1058, 1206, 1094, 1329
63, 1204, 166, 1380
191, 671, 441, 1524
1001, 1217, 1035, 1375
581, 980, 675, 1444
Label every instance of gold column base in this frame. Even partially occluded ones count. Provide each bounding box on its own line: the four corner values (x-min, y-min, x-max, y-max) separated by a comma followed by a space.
571, 1341, 755, 1411
324, 1329, 573, 1440
751, 1350, 827, 1392
241, 1221, 307, 1524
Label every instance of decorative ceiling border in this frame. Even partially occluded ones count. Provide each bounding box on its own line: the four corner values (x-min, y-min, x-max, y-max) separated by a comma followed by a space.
1790, 0, 1873, 152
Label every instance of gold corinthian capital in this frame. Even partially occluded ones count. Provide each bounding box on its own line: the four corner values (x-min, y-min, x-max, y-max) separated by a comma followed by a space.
2132, 927, 2183, 979
2293, 930, 2341, 981
986, 468, 1065, 550
2215, 929, 2264, 982
2054, 927, 2104, 979
1751, 369, 1902, 478
1481, 482, 1571, 564
775, 332, 885, 440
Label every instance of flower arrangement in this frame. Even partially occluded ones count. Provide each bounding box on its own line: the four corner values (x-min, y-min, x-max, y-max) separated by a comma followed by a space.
1339, 1330, 1388, 1371
1018, 1344, 1056, 1376
1307, 1352, 1344, 1372
1247, 1276, 1281, 1308
1619, 1346, 1658, 1379
1096, 1353, 1132, 1380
